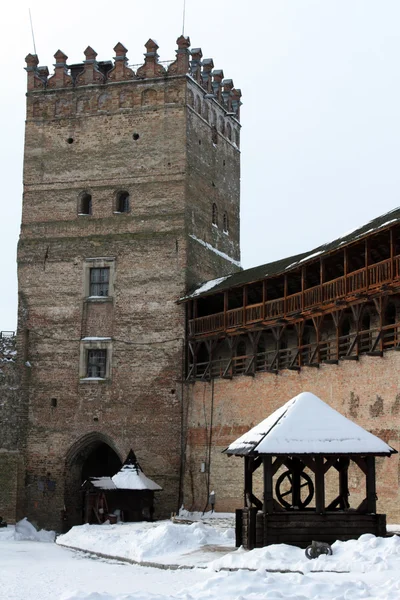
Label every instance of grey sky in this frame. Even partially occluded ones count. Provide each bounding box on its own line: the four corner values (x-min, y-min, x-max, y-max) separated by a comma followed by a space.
1, 0, 399, 330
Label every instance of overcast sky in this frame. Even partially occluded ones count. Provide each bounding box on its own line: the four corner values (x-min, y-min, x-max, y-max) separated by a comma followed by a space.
1, 0, 400, 331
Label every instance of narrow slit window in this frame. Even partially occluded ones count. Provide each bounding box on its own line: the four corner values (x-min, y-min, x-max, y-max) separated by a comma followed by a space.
90, 267, 109, 297
87, 349, 107, 378
212, 203, 218, 227
117, 191, 130, 213
223, 212, 229, 233
80, 193, 92, 215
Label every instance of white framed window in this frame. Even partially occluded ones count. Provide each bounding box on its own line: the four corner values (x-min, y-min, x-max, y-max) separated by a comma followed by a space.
83, 258, 115, 300
79, 338, 112, 382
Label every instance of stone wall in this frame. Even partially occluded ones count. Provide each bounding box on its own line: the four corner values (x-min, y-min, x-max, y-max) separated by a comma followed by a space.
184, 350, 400, 522
18, 38, 241, 530
0, 335, 23, 523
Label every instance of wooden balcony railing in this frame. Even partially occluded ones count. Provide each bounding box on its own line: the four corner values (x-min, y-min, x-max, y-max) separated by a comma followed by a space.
189, 323, 400, 379
189, 256, 400, 337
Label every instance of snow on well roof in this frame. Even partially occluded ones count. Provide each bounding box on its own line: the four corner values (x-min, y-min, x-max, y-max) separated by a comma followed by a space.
224, 392, 397, 456
111, 464, 162, 491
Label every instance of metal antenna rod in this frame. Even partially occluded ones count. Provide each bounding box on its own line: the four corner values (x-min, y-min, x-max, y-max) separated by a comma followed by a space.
182, 0, 186, 36
29, 8, 37, 56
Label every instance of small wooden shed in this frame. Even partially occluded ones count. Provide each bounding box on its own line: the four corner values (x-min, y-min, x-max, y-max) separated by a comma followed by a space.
82, 450, 162, 524
224, 392, 396, 549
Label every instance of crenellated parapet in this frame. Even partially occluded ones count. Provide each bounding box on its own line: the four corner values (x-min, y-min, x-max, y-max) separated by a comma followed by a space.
24, 36, 242, 120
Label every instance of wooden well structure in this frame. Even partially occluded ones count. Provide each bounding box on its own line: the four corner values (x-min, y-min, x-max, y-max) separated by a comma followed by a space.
82, 450, 162, 524
225, 392, 396, 549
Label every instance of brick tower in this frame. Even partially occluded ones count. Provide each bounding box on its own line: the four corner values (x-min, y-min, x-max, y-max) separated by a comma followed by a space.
17, 37, 241, 529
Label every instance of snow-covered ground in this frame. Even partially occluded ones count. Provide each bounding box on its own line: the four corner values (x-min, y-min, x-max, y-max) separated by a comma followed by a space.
3, 514, 400, 600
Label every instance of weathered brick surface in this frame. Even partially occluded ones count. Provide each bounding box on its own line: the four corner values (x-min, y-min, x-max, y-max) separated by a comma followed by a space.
0, 336, 23, 523
184, 351, 400, 522
17, 44, 241, 530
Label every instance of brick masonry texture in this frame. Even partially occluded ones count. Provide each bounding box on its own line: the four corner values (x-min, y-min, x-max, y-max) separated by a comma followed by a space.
16, 42, 241, 530
184, 351, 400, 522
0, 336, 25, 523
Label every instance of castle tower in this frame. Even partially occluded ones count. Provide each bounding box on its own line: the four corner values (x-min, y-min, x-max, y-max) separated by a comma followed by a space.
17, 37, 241, 529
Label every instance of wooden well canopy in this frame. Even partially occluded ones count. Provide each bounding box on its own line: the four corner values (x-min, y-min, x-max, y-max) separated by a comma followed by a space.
224, 392, 396, 549
82, 450, 162, 524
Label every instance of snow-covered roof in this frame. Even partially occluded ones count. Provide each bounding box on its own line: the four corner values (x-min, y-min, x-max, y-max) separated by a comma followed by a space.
88, 477, 117, 490
182, 206, 400, 301
112, 465, 162, 491
224, 392, 396, 456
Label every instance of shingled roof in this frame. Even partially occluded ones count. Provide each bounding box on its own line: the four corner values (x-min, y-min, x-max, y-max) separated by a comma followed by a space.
182, 206, 400, 301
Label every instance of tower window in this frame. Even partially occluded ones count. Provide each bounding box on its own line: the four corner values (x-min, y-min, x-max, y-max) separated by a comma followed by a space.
90, 267, 109, 297
212, 203, 218, 227
223, 213, 229, 233
226, 122, 232, 141
211, 126, 218, 145
79, 193, 92, 216
87, 349, 107, 378
116, 191, 130, 213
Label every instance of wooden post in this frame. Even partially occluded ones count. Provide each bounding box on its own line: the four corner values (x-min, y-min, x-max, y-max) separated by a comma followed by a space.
292, 458, 301, 508
223, 291, 228, 331
314, 456, 325, 513
344, 248, 348, 295
284, 275, 288, 317
235, 508, 243, 548
365, 238, 369, 289
243, 286, 247, 326
301, 267, 305, 310
244, 457, 253, 506
366, 456, 377, 513
390, 228, 394, 280
263, 456, 274, 514
339, 457, 350, 510
262, 280, 266, 320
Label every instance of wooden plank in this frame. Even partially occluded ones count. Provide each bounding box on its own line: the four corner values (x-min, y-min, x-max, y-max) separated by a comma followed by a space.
248, 507, 258, 550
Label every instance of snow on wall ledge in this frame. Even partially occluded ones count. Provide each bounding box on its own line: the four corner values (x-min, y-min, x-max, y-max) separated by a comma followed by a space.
189, 234, 241, 268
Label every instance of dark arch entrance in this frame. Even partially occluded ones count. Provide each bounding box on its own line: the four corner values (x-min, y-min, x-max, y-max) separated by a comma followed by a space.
64, 433, 122, 530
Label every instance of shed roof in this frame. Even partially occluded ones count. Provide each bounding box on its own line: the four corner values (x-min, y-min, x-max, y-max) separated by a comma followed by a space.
224, 392, 396, 456
111, 465, 162, 491
182, 206, 400, 300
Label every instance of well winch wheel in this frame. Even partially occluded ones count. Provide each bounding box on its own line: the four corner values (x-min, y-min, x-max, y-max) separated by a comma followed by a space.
275, 469, 314, 509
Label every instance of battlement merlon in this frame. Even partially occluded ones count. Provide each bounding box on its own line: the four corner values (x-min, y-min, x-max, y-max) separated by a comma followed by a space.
24, 36, 242, 120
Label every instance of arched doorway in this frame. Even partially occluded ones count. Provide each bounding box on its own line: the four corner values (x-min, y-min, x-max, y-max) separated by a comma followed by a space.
64, 433, 122, 530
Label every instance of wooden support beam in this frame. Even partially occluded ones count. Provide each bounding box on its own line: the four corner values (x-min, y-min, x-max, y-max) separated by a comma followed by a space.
243, 286, 247, 326
390, 228, 394, 279
284, 275, 288, 317
338, 457, 350, 510
244, 457, 252, 507
263, 456, 274, 514
315, 456, 325, 514
272, 456, 286, 475
262, 280, 266, 320
223, 292, 228, 330
366, 456, 377, 513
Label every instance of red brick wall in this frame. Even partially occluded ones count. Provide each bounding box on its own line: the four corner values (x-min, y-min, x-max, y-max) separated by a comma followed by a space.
185, 351, 400, 522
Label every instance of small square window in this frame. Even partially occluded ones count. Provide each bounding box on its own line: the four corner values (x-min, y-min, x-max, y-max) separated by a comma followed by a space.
87, 349, 107, 378
90, 267, 109, 297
